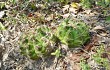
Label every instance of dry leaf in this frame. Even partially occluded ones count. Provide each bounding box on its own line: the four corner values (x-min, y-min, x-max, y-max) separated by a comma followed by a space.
84, 9, 91, 14
28, 13, 33, 17
69, 6, 83, 14
69, 53, 82, 62
3, 53, 8, 61
100, 33, 107, 36
34, 12, 42, 17
93, 25, 104, 30
62, 13, 70, 18
105, 47, 110, 61
105, 47, 110, 52
62, 5, 69, 13
101, 53, 108, 58
73, 63, 81, 70
84, 34, 98, 52
69, 7, 77, 13
45, 14, 54, 21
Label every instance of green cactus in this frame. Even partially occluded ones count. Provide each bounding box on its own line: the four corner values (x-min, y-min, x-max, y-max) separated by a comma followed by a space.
56, 19, 90, 47
20, 25, 54, 59
20, 19, 90, 60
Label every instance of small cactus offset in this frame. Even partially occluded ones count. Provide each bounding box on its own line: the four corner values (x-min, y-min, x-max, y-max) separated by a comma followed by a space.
56, 19, 90, 47
20, 25, 54, 60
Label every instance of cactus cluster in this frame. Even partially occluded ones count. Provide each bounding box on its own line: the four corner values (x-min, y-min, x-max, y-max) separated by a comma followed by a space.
56, 19, 90, 47
20, 19, 90, 60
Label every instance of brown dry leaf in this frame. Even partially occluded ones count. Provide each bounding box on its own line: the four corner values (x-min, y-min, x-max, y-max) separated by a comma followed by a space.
105, 47, 110, 61
28, 12, 47, 23
69, 52, 83, 62
34, 12, 42, 17
28, 12, 42, 21
68, 34, 98, 63
28, 13, 33, 17
84, 34, 98, 52
73, 63, 81, 70
107, 55, 110, 62
93, 25, 104, 30
69, 52, 90, 63
100, 32, 107, 36
67, 53, 81, 70
101, 53, 108, 58
93, 25, 107, 36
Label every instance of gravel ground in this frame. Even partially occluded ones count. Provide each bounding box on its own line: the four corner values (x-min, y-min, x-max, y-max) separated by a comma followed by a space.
0, 1, 110, 70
